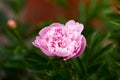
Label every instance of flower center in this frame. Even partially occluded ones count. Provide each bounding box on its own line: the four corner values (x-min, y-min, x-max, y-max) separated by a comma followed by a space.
45, 27, 80, 53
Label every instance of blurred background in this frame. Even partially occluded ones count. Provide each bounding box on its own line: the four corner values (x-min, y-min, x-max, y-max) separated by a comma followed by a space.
0, 0, 120, 80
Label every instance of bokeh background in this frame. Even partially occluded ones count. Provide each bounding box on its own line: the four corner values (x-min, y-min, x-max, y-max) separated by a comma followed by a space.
0, 0, 120, 80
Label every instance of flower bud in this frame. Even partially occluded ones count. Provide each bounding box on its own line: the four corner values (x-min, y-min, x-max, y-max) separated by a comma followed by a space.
7, 19, 16, 29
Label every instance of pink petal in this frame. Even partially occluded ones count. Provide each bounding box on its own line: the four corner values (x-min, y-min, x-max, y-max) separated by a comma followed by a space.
66, 20, 76, 25
63, 36, 86, 60
54, 51, 73, 57
65, 20, 84, 33
49, 23, 64, 27
39, 23, 64, 37
32, 42, 39, 48
72, 36, 86, 58
32, 36, 41, 48
39, 46, 56, 57
39, 27, 50, 37
32, 36, 55, 56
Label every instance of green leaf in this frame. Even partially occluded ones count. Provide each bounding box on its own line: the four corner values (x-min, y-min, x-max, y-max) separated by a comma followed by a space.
4, 0, 25, 13
87, 0, 98, 17
92, 32, 111, 55
93, 44, 114, 64
103, 20, 120, 31
53, 0, 67, 8
78, 2, 86, 23
5, 29, 19, 45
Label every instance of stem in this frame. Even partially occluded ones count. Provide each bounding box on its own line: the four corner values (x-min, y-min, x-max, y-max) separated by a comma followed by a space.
68, 60, 76, 80
13, 29, 27, 49
60, 59, 64, 70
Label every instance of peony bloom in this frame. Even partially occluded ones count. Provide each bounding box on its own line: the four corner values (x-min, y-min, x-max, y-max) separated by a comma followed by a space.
32, 20, 86, 60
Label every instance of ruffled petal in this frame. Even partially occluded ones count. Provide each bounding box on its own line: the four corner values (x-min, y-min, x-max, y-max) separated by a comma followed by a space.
54, 51, 73, 57
32, 36, 41, 48
65, 20, 84, 33
72, 36, 86, 58
63, 36, 86, 60
39, 27, 50, 37
39, 46, 56, 56
49, 23, 64, 27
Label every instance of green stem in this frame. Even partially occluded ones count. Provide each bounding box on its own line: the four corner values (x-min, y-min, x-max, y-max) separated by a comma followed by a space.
60, 59, 64, 70
13, 29, 27, 49
68, 60, 76, 80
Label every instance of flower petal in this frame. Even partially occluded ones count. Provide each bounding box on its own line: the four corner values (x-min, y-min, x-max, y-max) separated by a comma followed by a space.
39, 27, 50, 37
39, 46, 56, 56
39, 23, 64, 37
49, 23, 64, 27
54, 51, 72, 57
32, 36, 41, 48
32, 36, 56, 56
63, 36, 86, 60
65, 20, 84, 33
72, 36, 86, 58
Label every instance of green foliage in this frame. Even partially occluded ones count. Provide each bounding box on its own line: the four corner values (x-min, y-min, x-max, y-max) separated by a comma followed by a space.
3, 0, 25, 13
0, 0, 120, 80
53, 0, 67, 8
78, 2, 86, 23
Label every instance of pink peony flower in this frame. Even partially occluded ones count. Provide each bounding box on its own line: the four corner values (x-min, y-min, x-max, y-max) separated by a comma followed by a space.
32, 20, 86, 60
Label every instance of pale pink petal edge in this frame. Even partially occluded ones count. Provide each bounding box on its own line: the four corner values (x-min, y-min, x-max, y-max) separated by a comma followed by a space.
63, 36, 86, 60
72, 36, 86, 58
65, 20, 84, 33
